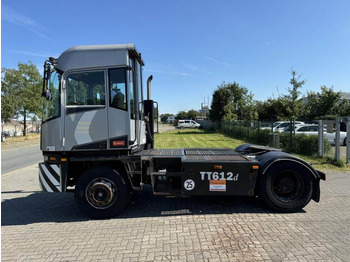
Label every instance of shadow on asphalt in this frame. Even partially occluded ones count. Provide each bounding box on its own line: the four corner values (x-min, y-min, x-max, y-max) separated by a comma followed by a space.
1, 186, 304, 226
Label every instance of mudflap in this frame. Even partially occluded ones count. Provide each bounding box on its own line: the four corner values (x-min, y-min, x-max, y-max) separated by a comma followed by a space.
312, 170, 326, 202
38, 162, 61, 192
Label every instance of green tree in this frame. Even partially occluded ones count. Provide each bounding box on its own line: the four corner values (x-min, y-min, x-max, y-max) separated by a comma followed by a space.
282, 70, 305, 149
209, 86, 233, 121
1, 92, 17, 122
241, 92, 258, 120
176, 111, 188, 120
222, 103, 237, 121
257, 97, 290, 121
304, 86, 341, 119
318, 86, 341, 116
1, 62, 42, 136
160, 113, 172, 122
339, 99, 350, 116
303, 91, 319, 120
210, 82, 257, 121
226, 81, 248, 120
285, 70, 305, 121
187, 109, 200, 120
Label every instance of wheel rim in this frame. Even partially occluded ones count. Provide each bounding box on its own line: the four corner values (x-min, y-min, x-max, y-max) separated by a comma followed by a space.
86, 178, 117, 209
272, 171, 304, 202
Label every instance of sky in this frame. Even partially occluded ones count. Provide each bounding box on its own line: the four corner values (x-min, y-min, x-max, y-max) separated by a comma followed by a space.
2, 0, 350, 115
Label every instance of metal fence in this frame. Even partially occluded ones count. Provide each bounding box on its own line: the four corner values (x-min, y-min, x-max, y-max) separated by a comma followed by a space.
201, 118, 350, 163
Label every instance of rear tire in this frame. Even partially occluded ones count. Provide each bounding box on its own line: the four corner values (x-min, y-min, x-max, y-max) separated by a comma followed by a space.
259, 162, 313, 212
75, 166, 130, 219
344, 137, 347, 146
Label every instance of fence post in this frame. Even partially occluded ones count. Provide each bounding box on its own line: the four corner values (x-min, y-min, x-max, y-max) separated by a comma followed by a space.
346, 117, 350, 164
335, 117, 341, 162
289, 119, 293, 150
318, 120, 324, 157
239, 120, 241, 138
271, 121, 273, 133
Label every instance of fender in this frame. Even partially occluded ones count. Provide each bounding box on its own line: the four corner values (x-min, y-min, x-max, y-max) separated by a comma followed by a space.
236, 145, 326, 202
257, 151, 325, 202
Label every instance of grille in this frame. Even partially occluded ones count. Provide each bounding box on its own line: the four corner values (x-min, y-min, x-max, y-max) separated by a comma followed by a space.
136, 149, 183, 156
184, 154, 249, 162
136, 148, 249, 162
185, 148, 237, 156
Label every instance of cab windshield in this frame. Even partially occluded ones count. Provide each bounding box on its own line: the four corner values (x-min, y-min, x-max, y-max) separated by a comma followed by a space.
43, 70, 60, 121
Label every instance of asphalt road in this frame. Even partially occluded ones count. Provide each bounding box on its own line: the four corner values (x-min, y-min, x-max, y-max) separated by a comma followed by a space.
1, 144, 42, 174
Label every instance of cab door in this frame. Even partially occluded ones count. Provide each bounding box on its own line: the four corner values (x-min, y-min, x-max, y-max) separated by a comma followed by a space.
107, 68, 130, 149
63, 70, 108, 151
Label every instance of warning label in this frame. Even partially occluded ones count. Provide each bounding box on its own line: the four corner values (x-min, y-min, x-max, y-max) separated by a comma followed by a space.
209, 180, 226, 192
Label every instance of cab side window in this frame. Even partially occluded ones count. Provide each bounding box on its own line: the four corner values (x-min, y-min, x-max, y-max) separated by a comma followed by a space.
109, 68, 127, 110
66, 71, 105, 106
129, 58, 136, 119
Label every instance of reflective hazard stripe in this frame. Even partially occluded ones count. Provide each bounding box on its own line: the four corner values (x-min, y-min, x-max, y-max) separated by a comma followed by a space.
38, 163, 60, 192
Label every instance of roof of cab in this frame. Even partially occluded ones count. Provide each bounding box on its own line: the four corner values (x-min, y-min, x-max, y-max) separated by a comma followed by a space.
56, 44, 144, 71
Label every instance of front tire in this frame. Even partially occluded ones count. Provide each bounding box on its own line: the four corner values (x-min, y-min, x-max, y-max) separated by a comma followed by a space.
259, 162, 313, 212
75, 166, 130, 219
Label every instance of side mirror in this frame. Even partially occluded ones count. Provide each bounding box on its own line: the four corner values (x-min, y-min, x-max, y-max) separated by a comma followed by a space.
45, 89, 52, 101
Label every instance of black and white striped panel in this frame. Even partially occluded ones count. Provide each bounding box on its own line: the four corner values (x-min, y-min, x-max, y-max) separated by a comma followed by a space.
39, 163, 61, 192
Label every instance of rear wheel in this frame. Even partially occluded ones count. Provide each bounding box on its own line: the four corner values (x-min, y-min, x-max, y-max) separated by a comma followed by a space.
259, 162, 313, 212
344, 137, 347, 146
75, 166, 130, 218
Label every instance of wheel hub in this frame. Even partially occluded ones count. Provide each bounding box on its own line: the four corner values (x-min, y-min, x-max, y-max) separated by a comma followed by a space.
278, 177, 295, 193
272, 171, 303, 202
86, 179, 117, 209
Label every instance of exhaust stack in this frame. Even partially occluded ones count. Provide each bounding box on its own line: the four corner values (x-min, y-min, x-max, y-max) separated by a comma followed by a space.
147, 75, 153, 100
144, 75, 154, 149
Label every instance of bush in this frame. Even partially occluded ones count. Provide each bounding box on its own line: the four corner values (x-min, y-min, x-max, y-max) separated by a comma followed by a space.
323, 156, 346, 167
220, 121, 331, 156
280, 133, 331, 156
221, 121, 270, 146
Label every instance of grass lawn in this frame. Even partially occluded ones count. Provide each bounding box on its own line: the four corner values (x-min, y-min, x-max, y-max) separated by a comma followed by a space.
155, 129, 245, 149
1, 133, 40, 151
155, 129, 350, 172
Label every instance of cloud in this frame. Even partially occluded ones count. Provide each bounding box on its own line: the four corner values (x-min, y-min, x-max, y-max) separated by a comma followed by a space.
144, 68, 193, 77
205, 56, 235, 69
2, 6, 53, 41
184, 63, 213, 75
2, 6, 37, 26
10, 50, 60, 59
260, 42, 272, 48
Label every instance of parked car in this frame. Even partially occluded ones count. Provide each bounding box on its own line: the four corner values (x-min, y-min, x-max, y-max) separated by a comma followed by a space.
326, 131, 347, 146
259, 123, 273, 129
1, 131, 12, 137
261, 121, 305, 132
177, 120, 201, 129
283, 124, 347, 145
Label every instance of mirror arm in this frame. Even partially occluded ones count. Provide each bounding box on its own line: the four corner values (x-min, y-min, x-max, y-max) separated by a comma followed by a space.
42, 61, 50, 97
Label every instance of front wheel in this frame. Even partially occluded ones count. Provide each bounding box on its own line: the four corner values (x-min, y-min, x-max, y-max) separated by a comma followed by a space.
75, 166, 130, 218
259, 162, 313, 212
